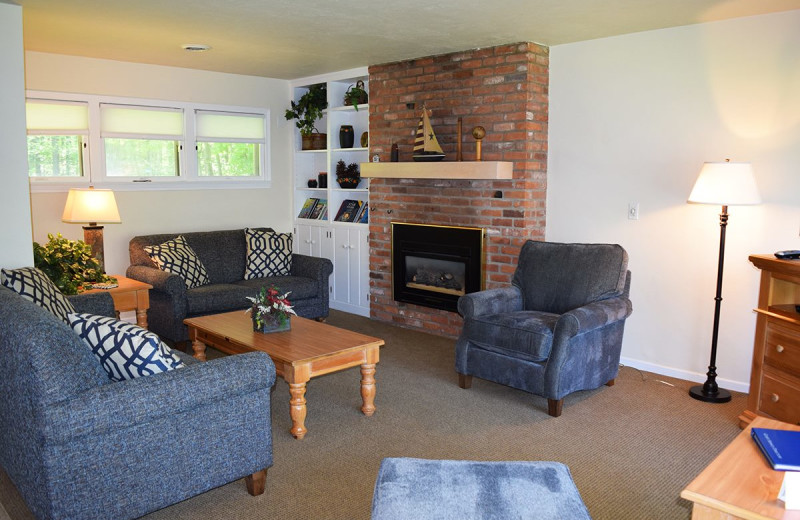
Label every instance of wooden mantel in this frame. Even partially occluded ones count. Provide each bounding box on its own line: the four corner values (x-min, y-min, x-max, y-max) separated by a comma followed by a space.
360, 161, 513, 180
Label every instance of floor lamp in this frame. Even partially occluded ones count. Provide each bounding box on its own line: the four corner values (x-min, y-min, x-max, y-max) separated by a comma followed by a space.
62, 187, 121, 272
687, 159, 761, 403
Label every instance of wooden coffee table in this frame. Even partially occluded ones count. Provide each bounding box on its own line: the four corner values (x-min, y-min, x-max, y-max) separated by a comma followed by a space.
184, 311, 383, 439
681, 416, 800, 519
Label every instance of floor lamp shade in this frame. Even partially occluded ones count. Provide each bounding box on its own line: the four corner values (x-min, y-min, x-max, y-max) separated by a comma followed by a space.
62, 187, 121, 271
688, 161, 761, 206
687, 160, 761, 403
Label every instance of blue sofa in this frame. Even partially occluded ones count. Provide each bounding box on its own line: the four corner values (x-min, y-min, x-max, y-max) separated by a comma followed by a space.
127, 228, 333, 344
0, 285, 276, 520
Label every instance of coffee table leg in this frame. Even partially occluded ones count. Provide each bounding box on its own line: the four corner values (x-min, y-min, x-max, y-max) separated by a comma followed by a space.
288, 382, 308, 439
191, 339, 207, 361
361, 363, 376, 416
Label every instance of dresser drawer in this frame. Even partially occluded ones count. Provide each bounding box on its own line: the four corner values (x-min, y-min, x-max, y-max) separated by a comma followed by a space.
764, 320, 800, 376
759, 372, 800, 425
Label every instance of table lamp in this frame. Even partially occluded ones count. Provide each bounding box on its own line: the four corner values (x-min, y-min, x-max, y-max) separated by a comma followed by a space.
687, 159, 761, 403
62, 187, 121, 272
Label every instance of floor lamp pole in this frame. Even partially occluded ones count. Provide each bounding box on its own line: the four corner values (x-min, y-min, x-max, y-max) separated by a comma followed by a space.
689, 205, 732, 403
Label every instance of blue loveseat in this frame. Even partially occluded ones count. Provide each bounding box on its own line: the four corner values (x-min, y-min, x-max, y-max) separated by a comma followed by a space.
0, 285, 276, 520
127, 227, 333, 344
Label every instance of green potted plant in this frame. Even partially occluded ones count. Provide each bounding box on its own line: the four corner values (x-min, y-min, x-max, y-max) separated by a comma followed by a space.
343, 80, 368, 111
33, 233, 116, 294
285, 84, 328, 150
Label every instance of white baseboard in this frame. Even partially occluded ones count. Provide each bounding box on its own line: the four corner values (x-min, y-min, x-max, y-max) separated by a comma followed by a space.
619, 356, 750, 394
330, 301, 370, 317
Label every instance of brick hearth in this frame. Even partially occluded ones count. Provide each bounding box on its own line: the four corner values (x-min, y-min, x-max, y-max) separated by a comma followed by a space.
367, 42, 549, 337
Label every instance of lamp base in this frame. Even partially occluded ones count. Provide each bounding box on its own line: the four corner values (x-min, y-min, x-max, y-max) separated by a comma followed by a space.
689, 385, 732, 403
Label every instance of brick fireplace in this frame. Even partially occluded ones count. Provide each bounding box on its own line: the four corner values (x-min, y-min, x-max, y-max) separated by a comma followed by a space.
367, 42, 549, 337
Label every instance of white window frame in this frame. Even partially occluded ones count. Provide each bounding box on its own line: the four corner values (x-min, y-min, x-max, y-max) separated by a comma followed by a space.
194, 110, 267, 180
99, 103, 186, 183
26, 98, 91, 186
27, 90, 271, 192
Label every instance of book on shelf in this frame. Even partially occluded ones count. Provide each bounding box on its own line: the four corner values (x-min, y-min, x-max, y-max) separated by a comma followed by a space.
308, 199, 327, 220
355, 202, 369, 224
751, 427, 800, 471
334, 199, 363, 222
297, 197, 319, 219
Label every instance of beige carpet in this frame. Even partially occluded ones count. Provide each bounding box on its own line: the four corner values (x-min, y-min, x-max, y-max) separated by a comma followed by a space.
0, 310, 746, 519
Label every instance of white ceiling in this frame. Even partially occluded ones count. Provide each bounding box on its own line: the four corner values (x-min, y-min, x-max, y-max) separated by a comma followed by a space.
14, 0, 800, 80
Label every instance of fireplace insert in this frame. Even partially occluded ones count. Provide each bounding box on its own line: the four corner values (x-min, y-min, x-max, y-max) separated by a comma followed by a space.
391, 223, 484, 312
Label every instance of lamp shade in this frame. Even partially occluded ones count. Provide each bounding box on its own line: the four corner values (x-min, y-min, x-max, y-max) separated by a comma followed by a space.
687, 161, 761, 206
62, 188, 121, 224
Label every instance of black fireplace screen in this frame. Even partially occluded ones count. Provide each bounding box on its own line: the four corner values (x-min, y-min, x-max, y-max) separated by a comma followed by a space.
392, 223, 484, 312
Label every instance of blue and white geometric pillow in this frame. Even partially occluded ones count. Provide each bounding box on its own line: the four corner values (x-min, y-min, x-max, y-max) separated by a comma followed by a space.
68, 313, 185, 382
1, 266, 76, 323
143, 235, 210, 289
244, 228, 293, 279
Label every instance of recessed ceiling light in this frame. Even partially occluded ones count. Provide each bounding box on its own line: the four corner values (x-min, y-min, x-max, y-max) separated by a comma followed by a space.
182, 44, 211, 52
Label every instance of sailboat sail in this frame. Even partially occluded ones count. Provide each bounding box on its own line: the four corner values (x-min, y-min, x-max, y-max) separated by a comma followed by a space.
413, 107, 445, 162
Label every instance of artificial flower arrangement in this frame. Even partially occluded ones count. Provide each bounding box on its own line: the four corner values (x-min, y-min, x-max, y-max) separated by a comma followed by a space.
246, 286, 297, 332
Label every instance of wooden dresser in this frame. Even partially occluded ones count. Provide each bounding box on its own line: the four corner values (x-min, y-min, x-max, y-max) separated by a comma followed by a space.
739, 255, 800, 427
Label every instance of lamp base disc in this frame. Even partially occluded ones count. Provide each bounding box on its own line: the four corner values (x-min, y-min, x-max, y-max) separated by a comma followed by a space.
689, 385, 732, 403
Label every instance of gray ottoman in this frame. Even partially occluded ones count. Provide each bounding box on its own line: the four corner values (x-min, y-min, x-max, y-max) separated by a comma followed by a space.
371, 458, 591, 520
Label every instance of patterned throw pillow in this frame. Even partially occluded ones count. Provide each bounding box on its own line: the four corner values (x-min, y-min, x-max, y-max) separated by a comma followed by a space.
244, 228, 293, 279
143, 235, 210, 289
1, 267, 76, 323
68, 313, 185, 382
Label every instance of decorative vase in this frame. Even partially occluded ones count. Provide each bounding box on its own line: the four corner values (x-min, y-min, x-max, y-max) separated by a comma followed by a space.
318, 172, 328, 188
339, 125, 354, 148
252, 313, 291, 334
308, 179, 318, 188
360, 132, 368, 148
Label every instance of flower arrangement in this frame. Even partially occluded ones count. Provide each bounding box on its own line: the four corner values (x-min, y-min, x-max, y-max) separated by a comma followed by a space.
246, 286, 297, 332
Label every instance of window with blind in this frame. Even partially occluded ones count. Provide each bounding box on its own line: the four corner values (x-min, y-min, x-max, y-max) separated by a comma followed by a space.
100, 104, 184, 178
195, 111, 265, 178
26, 100, 89, 179
26, 91, 271, 190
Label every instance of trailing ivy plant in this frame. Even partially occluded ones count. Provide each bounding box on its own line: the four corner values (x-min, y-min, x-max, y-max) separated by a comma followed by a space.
33, 233, 116, 295
284, 83, 328, 136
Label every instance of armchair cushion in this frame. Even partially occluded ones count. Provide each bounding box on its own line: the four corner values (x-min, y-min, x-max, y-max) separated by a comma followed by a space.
244, 228, 292, 278
68, 313, 185, 381
513, 241, 628, 314
1, 267, 75, 323
462, 311, 559, 363
144, 235, 211, 289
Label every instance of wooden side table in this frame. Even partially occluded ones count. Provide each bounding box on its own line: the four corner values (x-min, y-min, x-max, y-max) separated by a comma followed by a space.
82, 276, 152, 329
681, 416, 800, 519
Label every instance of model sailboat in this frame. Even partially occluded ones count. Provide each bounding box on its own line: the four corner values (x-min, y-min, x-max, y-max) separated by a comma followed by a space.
413, 106, 445, 162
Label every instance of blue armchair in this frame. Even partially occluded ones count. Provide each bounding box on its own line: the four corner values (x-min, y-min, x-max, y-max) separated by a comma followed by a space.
0, 285, 275, 520
455, 240, 632, 417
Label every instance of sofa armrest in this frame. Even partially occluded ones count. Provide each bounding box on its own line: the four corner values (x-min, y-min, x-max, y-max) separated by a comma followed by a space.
126, 265, 186, 297
68, 292, 115, 317
555, 296, 633, 338
457, 286, 523, 319
42, 352, 275, 444
291, 253, 333, 280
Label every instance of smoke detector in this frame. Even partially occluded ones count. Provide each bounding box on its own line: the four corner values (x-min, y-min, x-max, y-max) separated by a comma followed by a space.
182, 44, 211, 52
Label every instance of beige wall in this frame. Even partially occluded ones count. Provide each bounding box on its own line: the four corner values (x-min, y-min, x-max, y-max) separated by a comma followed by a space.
0, 3, 33, 269
24, 52, 293, 275
548, 11, 800, 390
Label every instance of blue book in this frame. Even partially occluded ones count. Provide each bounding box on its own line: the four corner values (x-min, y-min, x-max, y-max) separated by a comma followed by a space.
751, 427, 800, 471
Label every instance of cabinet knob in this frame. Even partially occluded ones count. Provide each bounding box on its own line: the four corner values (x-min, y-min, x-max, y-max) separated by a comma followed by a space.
776, 344, 785, 353
771, 393, 780, 403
